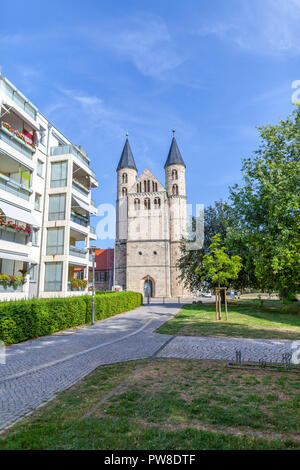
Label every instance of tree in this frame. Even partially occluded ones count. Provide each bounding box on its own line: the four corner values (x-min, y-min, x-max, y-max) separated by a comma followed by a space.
195, 235, 243, 319
228, 106, 300, 299
196, 235, 243, 287
177, 201, 234, 293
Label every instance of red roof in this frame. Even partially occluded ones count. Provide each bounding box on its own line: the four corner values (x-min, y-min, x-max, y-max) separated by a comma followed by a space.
93, 248, 114, 270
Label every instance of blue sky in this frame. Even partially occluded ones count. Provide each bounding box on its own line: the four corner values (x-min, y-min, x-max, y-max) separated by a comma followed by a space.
1, 0, 299, 247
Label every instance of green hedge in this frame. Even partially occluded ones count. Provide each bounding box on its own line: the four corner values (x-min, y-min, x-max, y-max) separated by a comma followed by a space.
0, 291, 143, 345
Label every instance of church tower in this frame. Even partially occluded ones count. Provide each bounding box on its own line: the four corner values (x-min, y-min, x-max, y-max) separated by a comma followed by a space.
164, 132, 187, 296
115, 135, 137, 288
115, 132, 188, 297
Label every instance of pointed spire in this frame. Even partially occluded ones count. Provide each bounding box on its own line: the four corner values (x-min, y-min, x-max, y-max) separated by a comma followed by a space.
117, 135, 137, 171
164, 131, 186, 168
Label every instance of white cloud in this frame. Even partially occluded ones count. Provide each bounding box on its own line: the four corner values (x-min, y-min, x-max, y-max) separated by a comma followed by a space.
197, 0, 300, 55
85, 14, 186, 79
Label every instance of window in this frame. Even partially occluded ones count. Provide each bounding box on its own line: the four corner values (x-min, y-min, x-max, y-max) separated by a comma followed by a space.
29, 264, 37, 282
37, 159, 44, 177
144, 198, 150, 210
152, 181, 158, 192
154, 197, 161, 209
122, 173, 128, 184
134, 198, 140, 210
46, 227, 64, 255
51, 161, 68, 188
172, 169, 178, 180
44, 262, 63, 291
32, 228, 39, 246
35, 193, 41, 211
137, 183, 140, 193
39, 126, 46, 147
122, 187, 127, 196
99, 271, 106, 282
48, 194, 66, 221
172, 184, 178, 196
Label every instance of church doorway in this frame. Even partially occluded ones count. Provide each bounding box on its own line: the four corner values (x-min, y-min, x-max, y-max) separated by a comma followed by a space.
143, 278, 154, 298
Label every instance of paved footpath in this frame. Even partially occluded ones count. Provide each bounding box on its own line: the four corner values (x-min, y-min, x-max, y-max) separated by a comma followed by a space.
0, 302, 299, 432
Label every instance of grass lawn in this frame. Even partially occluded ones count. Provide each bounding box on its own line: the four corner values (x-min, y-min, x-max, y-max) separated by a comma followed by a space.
1, 358, 300, 450
156, 301, 300, 340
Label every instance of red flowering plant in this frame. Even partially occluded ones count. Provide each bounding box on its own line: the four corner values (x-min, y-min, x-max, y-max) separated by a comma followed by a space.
0, 217, 32, 235
0, 274, 25, 287
1, 122, 36, 150
69, 279, 88, 290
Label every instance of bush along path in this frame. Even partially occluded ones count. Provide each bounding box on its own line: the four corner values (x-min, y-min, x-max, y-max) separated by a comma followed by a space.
0, 291, 143, 345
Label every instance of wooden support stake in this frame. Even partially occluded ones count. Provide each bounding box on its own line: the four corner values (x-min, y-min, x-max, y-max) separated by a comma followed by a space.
225, 288, 228, 321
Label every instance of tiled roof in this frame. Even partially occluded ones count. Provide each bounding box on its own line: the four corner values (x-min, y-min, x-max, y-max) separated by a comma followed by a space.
164, 136, 186, 168
117, 137, 137, 171
94, 248, 114, 270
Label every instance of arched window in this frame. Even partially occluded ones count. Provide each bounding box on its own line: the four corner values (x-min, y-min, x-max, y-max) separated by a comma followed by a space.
172, 169, 178, 180
144, 198, 150, 210
122, 187, 127, 196
144, 180, 147, 192
122, 173, 128, 184
134, 198, 140, 210
137, 183, 140, 193
152, 181, 158, 192
154, 197, 161, 209
172, 184, 178, 196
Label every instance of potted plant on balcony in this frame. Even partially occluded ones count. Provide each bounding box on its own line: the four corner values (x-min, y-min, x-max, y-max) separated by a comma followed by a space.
69, 279, 88, 291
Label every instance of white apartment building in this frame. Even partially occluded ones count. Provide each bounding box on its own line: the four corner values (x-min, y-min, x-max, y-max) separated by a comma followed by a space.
0, 73, 98, 300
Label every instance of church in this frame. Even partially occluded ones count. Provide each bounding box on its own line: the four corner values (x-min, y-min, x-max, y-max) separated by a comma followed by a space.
115, 133, 188, 298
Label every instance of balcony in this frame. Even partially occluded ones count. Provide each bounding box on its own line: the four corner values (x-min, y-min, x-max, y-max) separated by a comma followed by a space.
69, 245, 88, 259
0, 122, 36, 157
1, 77, 37, 121
70, 209, 89, 227
72, 177, 90, 195
0, 172, 31, 201
50, 144, 90, 168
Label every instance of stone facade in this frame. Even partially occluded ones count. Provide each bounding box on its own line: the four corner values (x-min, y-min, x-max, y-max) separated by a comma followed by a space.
115, 135, 190, 298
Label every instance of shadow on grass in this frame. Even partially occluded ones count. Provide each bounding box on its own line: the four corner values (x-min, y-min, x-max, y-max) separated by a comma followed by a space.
158, 319, 300, 340
182, 303, 300, 328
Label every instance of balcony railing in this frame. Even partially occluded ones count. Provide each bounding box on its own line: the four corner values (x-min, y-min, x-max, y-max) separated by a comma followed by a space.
50, 144, 90, 167
91, 199, 96, 207
90, 226, 96, 234
72, 177, 90, 195
69, 246, 88, 259
0, 283, 23, 292
0, 126, 35, 160
71, 211, 89, 227
2, 79, 37, 121
0, 172, 31, 201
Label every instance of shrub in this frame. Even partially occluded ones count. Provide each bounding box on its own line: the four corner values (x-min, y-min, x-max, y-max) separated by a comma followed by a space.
83, 291, 143, 322
0, 292, 143, 345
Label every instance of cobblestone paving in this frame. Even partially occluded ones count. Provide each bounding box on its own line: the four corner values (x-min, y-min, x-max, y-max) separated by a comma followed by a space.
1, 301, 299, 432
0, 304, 177, 431
157, 335, 300, 363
